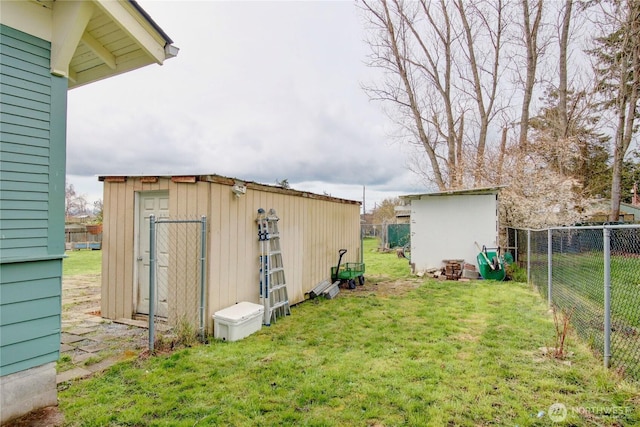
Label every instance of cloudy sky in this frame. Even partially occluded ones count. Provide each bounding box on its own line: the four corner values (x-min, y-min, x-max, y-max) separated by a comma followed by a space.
66, 0, 427, 212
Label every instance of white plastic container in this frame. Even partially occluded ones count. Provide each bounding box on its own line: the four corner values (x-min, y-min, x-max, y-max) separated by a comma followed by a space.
213, 301, 264, 342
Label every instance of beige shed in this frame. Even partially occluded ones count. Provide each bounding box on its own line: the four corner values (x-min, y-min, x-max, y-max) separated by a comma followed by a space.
99, 174, 361, 333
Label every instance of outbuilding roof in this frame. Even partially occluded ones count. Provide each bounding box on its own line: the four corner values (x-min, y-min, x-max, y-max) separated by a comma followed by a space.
98, 173, 362, 206
400, 186, 506, 200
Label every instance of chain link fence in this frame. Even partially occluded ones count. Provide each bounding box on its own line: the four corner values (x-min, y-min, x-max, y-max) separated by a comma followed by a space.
361, 223, 410, 250
508, 225, 640, 381
149, 215, 207, 352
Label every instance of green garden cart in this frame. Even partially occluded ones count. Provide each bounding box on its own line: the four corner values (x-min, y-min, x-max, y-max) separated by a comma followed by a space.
331, 249, 365, 289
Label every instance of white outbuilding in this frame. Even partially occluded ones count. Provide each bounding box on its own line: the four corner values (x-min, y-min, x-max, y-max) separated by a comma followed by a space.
400, 187, 502, 274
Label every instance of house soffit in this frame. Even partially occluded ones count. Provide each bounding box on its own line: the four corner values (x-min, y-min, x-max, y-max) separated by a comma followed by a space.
29, 0, 176, 89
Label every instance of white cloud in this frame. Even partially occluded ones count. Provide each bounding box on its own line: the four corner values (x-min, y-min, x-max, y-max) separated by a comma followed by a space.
65, 0, 425, 210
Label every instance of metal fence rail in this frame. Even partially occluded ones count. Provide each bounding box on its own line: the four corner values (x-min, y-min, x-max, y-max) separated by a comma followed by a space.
149, 215, 207, 352
509, 225, 640, 381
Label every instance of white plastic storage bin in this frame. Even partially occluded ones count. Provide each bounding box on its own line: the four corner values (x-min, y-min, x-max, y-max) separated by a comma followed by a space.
213, 301, 264, 342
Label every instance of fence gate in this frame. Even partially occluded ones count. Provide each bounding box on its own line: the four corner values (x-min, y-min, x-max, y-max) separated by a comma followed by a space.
148, 215, 207, 351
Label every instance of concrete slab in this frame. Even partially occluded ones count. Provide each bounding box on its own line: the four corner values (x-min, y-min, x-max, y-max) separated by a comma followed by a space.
60, 334, 84, 344
86, 357, 120, 373
0, 363, 57, 425
67, 327, 96, 336
114, 318, 150, 329
56, 367, 92, 384
59, 344, 74, 353
77, 343, 107, 353
72, 352, 97, 364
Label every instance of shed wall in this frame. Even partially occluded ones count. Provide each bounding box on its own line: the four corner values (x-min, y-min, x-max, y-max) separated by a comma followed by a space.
101, 177, 361, 330
410, 194, 498, 272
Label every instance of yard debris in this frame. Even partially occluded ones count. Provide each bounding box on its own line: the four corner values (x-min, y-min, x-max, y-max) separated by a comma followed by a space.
462, 263, 480, 279
305, 279, 341, 300
430, 260, 471, 280
306, 279, 332, 299
443, 259, 464, 280
323, 281, 341, 299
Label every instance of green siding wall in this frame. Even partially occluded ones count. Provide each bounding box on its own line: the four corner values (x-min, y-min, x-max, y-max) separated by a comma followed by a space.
0, 24, 66, 376
1, 24, 53, 260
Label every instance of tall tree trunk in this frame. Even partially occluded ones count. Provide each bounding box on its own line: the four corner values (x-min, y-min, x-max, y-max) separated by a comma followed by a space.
456, 0, 503, 186
558, 0, 572, 137
496, 127, 508, 184
518, 0, 544, 153
610, 0, 640, 221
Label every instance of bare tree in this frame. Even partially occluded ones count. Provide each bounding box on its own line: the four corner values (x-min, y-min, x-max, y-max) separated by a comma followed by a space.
455, 0, 506, 185
558, 0, 573, 136
516, 0, 545, 154
361, 0, 509, 190
65, 182, 89, 217
361, 0, 447, 189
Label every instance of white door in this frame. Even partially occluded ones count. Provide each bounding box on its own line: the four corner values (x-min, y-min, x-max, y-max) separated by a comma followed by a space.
136, 191, 170, 317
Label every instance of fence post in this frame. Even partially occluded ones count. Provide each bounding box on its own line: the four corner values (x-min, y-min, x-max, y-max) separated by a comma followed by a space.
527, 229, 531, 284
199, 215, 207, 342
514, 228, 518, 263
603, 227, 611, 368
547, 229, 552, 308
149, 214, 156, 352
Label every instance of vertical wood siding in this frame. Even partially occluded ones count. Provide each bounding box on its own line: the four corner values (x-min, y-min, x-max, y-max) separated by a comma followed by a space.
102, 177, 361, 331
0, 25, 65, 376
101, 178, 171, 319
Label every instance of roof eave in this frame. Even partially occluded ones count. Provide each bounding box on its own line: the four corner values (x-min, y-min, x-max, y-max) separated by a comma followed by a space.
400, 185, 507, 200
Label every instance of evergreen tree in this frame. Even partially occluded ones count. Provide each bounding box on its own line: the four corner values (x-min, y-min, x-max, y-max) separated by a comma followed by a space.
589, 0, 640, 220
529, 87, 611, 199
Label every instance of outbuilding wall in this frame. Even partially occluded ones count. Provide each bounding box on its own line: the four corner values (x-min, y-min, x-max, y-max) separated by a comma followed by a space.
101, 175, 361, 331
410, 193, 499, 272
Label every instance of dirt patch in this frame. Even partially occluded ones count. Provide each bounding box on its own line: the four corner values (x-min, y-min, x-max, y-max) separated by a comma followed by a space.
3, 406, 64, 427
349, 276, 423, 297
60, 274, 101, 320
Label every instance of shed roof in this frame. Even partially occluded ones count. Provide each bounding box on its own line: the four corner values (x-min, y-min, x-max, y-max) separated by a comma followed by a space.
98, 173, 362, 206
400, 186, 506, 201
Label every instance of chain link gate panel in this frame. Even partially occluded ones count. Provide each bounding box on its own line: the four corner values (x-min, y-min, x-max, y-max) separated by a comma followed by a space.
149, 215, 206, 352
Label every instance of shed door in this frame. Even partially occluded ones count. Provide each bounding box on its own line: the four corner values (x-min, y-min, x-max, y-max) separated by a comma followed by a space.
136, 191, 170, 317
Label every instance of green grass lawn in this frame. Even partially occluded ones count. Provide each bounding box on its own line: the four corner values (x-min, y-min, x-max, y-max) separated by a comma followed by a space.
63, 249, 102, 276
362, 237, 413, 281
58, 239, 640, 426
